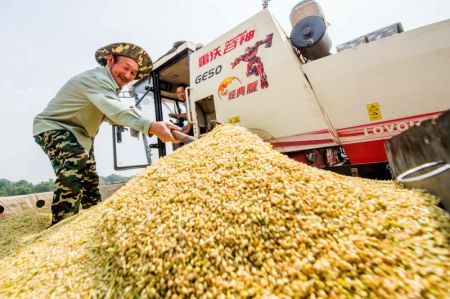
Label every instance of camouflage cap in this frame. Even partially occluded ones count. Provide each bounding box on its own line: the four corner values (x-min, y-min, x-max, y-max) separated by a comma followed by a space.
95, 42, 152, 79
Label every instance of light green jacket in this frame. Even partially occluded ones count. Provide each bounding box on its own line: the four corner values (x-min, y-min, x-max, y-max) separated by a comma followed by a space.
33, 66, 152, 152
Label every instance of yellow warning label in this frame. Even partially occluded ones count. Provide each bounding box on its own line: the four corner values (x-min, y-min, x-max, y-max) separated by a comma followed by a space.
228, 116, 240, 124
367, 103, 382, 121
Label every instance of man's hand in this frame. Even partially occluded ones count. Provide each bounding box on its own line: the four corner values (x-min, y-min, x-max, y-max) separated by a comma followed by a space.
169, 113, 186, 119
148, 121, 181, 143
181, 122, 193, 135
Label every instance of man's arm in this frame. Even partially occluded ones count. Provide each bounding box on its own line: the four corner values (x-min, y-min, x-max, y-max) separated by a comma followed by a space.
79, 78, 180, 142
148, 122, 181, 143
181, 122, 193, 135
168, 112, 187, 119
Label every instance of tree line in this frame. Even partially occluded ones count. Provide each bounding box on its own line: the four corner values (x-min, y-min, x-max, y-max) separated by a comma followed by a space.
0, 174, 133, 197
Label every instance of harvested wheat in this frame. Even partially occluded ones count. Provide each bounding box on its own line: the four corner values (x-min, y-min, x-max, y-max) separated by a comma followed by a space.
0, 124, 449, 298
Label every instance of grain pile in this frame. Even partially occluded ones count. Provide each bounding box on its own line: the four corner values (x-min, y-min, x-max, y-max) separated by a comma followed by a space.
0, 207, 50, 259
0, 124, 449, 298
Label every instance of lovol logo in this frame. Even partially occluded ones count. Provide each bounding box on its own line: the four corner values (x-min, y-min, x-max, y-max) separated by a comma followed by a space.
363, 120, 418, 136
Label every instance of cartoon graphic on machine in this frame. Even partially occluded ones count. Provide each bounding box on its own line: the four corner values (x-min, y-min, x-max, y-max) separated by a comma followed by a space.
230, 33, 273, 89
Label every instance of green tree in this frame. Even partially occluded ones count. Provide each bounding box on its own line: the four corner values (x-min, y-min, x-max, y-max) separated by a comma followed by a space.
100, 174, 132, 185
0, 179, 11, 196
4, 180, 33, 196
0, 174, 133, 197
0, 178, 11, 189
34, 179, 55, 193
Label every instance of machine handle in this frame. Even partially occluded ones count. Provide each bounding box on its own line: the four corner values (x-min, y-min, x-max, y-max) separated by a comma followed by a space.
185, 86, 193, 123
171, 130, 196, 144
396, 160, 450, 183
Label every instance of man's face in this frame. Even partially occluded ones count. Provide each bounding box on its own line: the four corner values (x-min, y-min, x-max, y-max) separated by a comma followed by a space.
107, 55, 139, 87
176, 86, 186, 102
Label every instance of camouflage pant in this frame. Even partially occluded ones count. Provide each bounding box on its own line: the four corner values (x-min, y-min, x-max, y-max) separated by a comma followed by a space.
34, 130, 101, 225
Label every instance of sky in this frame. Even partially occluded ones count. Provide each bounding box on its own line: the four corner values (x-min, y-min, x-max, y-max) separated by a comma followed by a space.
0, 0, 449, 183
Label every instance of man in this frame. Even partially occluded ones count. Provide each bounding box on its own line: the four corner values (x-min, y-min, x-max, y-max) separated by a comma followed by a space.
33, 42, 181, 225
169, 83, 193, 136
